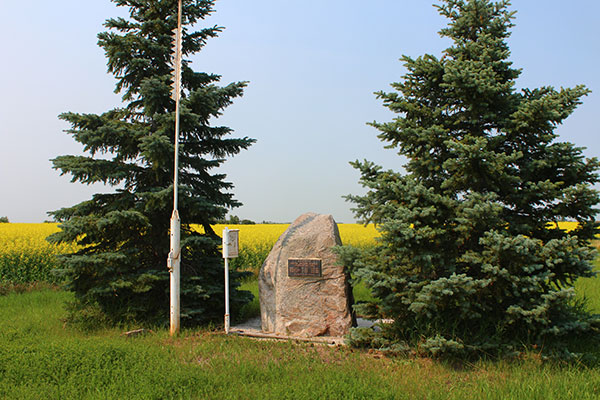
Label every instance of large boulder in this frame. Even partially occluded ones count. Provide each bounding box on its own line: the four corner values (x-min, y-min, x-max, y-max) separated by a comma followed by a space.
258, 213, 354, 337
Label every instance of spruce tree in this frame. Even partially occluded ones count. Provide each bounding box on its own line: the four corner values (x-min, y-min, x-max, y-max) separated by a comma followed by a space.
340, 0, 600, 358
48, 0, 254, 325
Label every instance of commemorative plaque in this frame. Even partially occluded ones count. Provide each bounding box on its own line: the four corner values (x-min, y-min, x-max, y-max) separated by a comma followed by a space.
288, 258, 322, 278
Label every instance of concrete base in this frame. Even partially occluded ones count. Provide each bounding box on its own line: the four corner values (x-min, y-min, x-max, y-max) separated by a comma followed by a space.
229, 317, 381, 346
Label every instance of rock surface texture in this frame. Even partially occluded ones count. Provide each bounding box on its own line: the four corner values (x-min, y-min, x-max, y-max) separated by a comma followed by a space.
258, 213, 354, 337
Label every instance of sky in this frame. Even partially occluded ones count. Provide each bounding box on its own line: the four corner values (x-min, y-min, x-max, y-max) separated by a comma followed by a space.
1, 0, 599, 224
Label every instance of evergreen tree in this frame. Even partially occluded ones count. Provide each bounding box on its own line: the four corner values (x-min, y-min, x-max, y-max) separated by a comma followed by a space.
340, 0, 600, 358
49, 0, 254, 325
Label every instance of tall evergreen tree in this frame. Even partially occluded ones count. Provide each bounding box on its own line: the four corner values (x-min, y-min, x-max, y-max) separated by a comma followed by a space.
49, 0, 254, 325
340, 0, 600, 357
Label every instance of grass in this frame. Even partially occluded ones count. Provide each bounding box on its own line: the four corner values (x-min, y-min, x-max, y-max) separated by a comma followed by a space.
237, 279, 260, 322
574, 245, 600, 313
2, 289, 600, 399
2, 226, 600, 398
1, 252, 600, 399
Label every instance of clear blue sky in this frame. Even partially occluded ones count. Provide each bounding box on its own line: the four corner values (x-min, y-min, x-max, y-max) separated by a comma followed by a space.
1, 1, 598, 223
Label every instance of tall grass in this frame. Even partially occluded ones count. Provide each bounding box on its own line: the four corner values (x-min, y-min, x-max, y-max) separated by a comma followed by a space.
2, 289, 600, 399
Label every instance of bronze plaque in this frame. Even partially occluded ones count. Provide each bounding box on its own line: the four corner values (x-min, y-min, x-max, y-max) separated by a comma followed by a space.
288, 258, 322, 278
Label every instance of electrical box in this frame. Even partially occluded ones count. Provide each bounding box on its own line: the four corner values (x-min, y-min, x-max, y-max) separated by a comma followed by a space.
222, 228, 239, 259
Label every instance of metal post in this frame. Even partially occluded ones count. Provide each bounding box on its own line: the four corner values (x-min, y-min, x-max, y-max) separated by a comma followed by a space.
224, 257, 230, 334
168, 0, 183, 337
223, 227, 230, 334
169, 210, 180, 336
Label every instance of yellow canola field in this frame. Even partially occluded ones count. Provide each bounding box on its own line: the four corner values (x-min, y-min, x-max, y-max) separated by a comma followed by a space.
552, 221, 579, 232
0, 221, 584, 282
193, 223, 380, 273
0, 223, 78, 257
0, 223, 380, 281
0, 223, 378, 257
202, 223, 380, 249
0, 223, 78, 283
206, 222, 577, 250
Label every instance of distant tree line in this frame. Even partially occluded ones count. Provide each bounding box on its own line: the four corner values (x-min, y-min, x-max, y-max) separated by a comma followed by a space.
216, 215, 256, 225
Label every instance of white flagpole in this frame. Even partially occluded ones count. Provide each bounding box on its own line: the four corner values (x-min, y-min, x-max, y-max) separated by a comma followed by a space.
168, 0, 183, 337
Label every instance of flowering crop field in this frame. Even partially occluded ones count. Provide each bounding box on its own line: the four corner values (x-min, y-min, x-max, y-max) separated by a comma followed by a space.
0, 221, 584, 284
194, 223, 380, 274
0, 223, 379, 284
0, 223, 77, 284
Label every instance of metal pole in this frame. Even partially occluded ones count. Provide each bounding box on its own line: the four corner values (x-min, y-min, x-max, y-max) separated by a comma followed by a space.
173, 0, 182, 212
169, 210, 180, 336
223, 227, 230, 334
224, 257, 230, 334
169, 0, 183, 337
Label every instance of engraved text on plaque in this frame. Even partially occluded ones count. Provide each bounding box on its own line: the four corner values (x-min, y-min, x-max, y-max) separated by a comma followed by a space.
288, 258, 322, 278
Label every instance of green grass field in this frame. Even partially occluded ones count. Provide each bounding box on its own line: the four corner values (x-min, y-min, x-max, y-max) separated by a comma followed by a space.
1, 284, 600, 399
575, 257, 600, 314
2, 229, 600, 398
